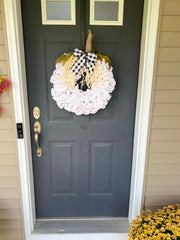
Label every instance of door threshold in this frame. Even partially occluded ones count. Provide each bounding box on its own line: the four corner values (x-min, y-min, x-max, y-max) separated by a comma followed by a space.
33, 217, 130, 234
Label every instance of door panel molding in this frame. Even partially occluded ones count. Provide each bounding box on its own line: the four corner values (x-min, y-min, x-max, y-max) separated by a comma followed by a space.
3, 0, 160, 238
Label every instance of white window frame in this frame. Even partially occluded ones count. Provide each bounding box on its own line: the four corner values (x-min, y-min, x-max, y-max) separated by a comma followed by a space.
90, 0, 124, 26
41, 0, 76, 25
4, 0, 160, 239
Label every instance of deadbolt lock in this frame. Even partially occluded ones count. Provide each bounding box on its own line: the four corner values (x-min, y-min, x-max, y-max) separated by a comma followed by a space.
33, 106, 41, 119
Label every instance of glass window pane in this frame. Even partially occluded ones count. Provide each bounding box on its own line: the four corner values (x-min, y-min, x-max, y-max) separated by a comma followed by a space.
94, 1, 119, 21
46, 1, 71, 21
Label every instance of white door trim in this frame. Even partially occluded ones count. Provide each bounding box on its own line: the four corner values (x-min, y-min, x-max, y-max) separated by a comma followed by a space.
3, 0, 160, 238
128, 0, 160, 222
3, 0, 36, 237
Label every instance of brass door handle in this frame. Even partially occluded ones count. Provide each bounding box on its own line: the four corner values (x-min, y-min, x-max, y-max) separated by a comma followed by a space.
34, 121, 42, 157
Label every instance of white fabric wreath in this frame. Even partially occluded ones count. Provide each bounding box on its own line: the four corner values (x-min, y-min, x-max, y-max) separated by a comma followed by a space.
50, 59, 116, 115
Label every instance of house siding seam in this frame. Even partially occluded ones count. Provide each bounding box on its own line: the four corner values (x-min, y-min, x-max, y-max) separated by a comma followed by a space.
144, 0, 180, 211
0, 0, 25, 239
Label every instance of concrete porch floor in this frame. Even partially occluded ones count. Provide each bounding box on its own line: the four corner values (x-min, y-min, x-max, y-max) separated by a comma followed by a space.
31, 217, 129, 239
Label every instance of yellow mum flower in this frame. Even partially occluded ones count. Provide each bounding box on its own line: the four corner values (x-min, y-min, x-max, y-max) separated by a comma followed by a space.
129, 205, 180, 240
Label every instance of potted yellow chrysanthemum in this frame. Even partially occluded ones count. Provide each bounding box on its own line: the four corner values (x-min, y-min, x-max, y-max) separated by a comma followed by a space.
129, 205, 180, 240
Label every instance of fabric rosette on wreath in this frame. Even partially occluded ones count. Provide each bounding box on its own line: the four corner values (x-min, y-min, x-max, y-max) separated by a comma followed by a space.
50, 30, 116, 115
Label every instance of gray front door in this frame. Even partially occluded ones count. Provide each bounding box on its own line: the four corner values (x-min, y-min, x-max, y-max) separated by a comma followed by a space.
21, 0, 144, 217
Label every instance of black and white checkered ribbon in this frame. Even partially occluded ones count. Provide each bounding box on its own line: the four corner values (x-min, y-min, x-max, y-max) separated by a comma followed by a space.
71, 49, 97, 75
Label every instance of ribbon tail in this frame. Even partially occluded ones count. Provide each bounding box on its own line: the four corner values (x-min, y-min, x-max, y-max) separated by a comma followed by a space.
71, 55, 86, 75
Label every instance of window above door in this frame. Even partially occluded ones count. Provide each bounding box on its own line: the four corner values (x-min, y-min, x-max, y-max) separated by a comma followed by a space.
90, 0, 124, 26
41, 0, 76, 25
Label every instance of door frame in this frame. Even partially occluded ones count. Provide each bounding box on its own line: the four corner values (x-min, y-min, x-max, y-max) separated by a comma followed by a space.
4, 0, 160, 239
